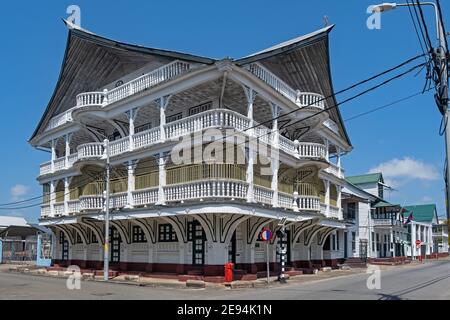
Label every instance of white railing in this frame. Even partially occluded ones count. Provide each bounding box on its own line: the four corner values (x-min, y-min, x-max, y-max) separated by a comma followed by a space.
165, 181, 248, 202
53, 203, 65, 216
298, 143, 326, 159
68, 154, 79, 167
325, 163, 344, 178
328, 205, 341, 219
40, 162, 52, 176
78, 143, 104, 160
68, 200, 80, 214
246, 63, 326, 110
133, 128, 161, 150
372, 219, 398, 227
76, 92, 105, 108
46, 108, 75, 132
41, 205, 51, 218
254, 186, 274, 206
255, 126, 272, 144
80, 196, 104, 211
279, 136, 298, 155
106, 61, 191, 105
246, 63, 298, 102
296, 92, 325, 110
54, 158, 66, 172
165, 109, 250, 139
278, 192, 294, 210
296, 196, 321, 212
109, 138, 130, 157
133, 188, 159, 206
110, 193, 128, 209
321, 204, 328, 216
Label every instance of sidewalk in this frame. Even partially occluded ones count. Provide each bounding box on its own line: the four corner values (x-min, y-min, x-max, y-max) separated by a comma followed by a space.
1, 264, 369, 290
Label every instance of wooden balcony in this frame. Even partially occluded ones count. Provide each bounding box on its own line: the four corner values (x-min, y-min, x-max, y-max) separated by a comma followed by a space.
245, 63, 326, 110
40, 109, 332, 177
45, 61, 192, 132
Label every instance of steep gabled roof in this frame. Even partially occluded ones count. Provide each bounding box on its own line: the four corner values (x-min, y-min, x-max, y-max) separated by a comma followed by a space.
404, 204, 439, 223
347, 173, 384, 186
30, 21, 216, 143
236, 25, 351, 148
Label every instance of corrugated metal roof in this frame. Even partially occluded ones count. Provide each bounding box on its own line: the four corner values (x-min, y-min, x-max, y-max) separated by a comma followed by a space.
346, 173, 384, 185
404, 204, 438, 223
0, 216, 28, 228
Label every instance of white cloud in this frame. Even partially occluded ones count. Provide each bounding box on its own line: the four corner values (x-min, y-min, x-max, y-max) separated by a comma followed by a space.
420, 196, 434, 203
369, 157, 439, 183
10, 184, 30, 201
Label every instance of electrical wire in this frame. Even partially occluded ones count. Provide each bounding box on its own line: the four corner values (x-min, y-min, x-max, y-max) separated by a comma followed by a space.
0, 55, 428, 210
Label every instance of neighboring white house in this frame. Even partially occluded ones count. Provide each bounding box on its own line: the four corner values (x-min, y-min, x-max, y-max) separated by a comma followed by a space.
344, 173, 410, 260
433, 222, 449, 254
29, 22, 354, 278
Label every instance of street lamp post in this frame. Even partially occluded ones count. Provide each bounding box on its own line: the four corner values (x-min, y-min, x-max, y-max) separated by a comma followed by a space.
372, 2, 449, 221
103, 139, 111, 281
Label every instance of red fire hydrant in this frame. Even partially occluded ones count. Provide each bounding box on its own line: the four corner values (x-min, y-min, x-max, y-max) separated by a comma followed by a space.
224, 263, 234, 283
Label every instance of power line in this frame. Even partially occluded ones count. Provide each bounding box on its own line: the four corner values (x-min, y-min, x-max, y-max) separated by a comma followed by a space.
0, 55, 427, 210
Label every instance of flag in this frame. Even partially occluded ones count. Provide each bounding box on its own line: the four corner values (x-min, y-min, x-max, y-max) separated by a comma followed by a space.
405, 211, 414, 225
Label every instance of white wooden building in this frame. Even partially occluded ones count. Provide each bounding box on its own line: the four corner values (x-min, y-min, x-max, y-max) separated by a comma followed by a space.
30, 22, 353, 278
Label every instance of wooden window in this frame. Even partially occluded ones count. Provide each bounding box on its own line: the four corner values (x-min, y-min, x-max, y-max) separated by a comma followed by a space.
135, 123, 152, 134
132, 226, 147, 243
336, 232, 340, 251
76, 233, 83, 244
159, 224, 178, 243
347, 203, 357, 220
189, 102, 212, 116
372, 232, 376, 252
332, 234, 336, 251
59, 231, 65, 244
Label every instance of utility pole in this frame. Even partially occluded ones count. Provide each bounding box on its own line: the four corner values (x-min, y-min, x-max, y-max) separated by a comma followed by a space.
103, 139, 111, 281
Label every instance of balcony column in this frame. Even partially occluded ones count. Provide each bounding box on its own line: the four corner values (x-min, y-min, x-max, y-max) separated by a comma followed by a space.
158, 96, 171, 143
156, 153, 167, 206
51, 139, 57, 173
271, 160, 280, 208
337, 185, 343, 220
390, 230, 395, 258
325, 139, 330, 162
411, 222, 416, 259
126, 160, 138, 209
325, 180, 331, 217
126, 108, 139, 152
244, 87, 257, 203
64, 177, 72, 215
50, 180, 56, 217
65, 133, 73, 169
337, 147, 342, 178
270, 103, 281, 149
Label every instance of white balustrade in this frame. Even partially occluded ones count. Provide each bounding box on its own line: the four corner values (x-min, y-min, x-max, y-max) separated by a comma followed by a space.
68, 200, 80, 214
80, 196, 104, 211
41, 205, 51, 218
53, 157, 66, 172
253, 186, 274, 205
53, 203, 65, 216
109, 193, 128, 209
133, 188, 159, 206
278, 192, 294, 210
321, 204, 328, 216
133, 128, 161, 150
109, 138, 130, 157
77, 143, 104, 160
76, 92, 105, 107
106, 61, 191, 105
246, 63, 298, 102
165, 181, 248, 202
296, 92, 325, 110
165, 109, 250, 139
297, 196, 321, 212
279, 136, 298, 155
46, 108, 75, 131
68, 154, 79, 167
40, 162, 52, 176
325, 163, 344, 178
298, 143, 326, 159
255, 126, 272, 144
328, 205, 340, 219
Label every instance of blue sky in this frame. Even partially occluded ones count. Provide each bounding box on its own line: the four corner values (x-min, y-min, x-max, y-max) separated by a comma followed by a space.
0, 0, 447, 222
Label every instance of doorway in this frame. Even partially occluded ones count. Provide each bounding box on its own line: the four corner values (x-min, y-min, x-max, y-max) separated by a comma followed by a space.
344, 232, 348, 259
189, 221, 205, 266
228, 231, 237, 264
110, 227, 121, 264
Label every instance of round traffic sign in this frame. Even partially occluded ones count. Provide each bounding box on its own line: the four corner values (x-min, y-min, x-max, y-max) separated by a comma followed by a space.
260, 229, 273, 242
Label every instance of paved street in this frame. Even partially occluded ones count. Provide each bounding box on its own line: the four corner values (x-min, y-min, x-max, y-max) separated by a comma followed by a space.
0, 260, 449, 300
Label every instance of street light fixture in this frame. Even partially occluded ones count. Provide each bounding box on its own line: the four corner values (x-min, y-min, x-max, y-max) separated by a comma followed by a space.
372, 2, 398, 13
